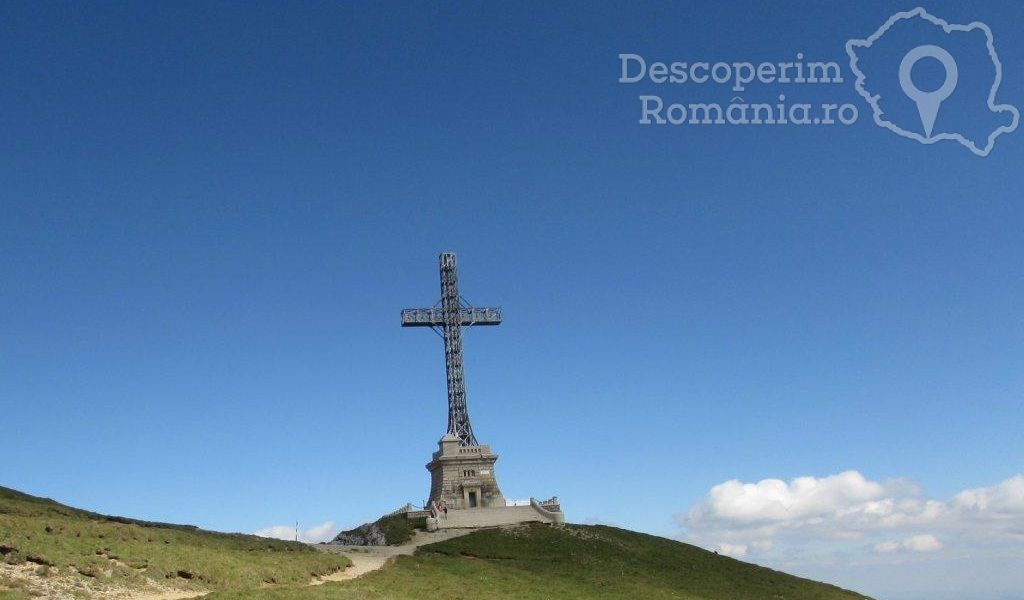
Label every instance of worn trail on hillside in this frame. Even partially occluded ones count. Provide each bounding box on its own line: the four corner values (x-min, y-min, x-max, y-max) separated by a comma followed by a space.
314, 528, 476, 583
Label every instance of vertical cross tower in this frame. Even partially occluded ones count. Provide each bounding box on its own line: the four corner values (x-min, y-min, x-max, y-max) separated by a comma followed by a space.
401, 252, 501, 446
402, 253, 505, 509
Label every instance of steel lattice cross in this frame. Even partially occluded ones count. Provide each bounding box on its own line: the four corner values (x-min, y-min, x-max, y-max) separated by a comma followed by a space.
401, 253, 501, 446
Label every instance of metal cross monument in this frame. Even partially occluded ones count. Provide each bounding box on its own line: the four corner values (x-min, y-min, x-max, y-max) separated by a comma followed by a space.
401, 253, 501, 447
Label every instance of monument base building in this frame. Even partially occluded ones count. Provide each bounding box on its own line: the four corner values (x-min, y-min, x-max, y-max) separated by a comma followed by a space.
427, 433, 505, 509
422, 435, 563, 530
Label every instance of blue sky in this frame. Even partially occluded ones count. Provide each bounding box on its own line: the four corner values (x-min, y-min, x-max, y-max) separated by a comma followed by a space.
1, 2, 1022, 600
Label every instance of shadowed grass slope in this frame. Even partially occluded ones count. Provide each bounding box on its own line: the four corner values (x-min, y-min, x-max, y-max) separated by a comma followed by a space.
207, 524, 874, 600
0, 486, 348, 596
376, 514, 428, 546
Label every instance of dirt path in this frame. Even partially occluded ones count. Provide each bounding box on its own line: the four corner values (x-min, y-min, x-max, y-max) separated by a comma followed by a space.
313, 528, 476, 583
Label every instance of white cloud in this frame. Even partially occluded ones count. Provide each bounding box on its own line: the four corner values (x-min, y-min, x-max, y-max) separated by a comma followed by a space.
677, 472, 1024, 564
873, 540, 900, 553
874, 534, 943, 554
717, 540, 773, 558
718, 542, 748, 557
903, 534, 943, 552
953, 475, 1024, 515
689, 470, 886, 525
254, 520, 337, 543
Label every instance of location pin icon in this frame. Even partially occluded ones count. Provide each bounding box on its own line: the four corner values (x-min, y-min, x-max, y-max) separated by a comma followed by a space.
899, 45, 958, 139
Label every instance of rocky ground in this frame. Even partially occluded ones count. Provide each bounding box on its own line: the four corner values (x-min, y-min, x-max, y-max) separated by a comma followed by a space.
327, 521, 387, 546
0, 561, 204, 599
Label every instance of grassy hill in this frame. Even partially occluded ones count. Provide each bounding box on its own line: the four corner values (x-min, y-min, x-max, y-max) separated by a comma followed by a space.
1, 485, 873, 600
214, 524, 871, 600
0, 486, 348, 598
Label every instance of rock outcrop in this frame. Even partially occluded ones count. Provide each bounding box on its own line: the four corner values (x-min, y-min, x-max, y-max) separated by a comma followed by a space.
328, 521, 386, 546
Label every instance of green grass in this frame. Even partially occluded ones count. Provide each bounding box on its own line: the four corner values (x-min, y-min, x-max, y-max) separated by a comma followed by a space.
206, 524, 874, 600
0, 486, 349, 595
376, 514, 427, 546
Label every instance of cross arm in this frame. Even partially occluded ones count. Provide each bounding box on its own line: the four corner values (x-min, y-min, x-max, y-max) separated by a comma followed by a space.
401, 307, 502, 327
